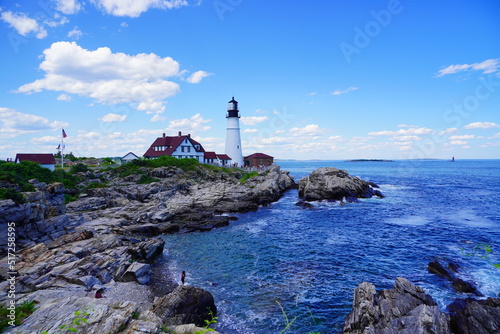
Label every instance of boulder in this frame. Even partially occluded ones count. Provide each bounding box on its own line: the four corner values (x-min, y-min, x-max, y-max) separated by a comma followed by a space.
298, 167, 384, 202
448, 297, 500, 334
118, 262, 152, 285
343, 277, 452, 334
127, 238, 165, 264
151, 285, 217, 327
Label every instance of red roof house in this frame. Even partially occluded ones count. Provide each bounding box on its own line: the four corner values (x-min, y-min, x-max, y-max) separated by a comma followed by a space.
15, 153, 57, 171
143, 131, 205, 161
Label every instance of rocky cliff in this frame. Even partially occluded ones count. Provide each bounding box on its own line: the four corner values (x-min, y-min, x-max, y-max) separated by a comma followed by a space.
0, 164, 295, 333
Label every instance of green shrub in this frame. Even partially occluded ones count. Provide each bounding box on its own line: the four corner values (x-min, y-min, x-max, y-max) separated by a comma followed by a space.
86, 182, 108, 190
69, 163, 88, 174
0, 188, 25, 204
0, 300, 37, 332
137, 175, 159, 184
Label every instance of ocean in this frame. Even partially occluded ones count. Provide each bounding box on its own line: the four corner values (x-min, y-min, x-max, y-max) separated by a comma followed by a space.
160, 159, 500, 334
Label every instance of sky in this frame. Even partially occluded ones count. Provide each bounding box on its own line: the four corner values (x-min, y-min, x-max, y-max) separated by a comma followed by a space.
0, 0, 499, 160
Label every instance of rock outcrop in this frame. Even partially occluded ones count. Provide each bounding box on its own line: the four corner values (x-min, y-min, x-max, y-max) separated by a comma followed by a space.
1, 164, 295, 333
151, 285, 217, 327
0, 182, 67, 255
298, 167, 383, 202
448, 298, 500, 334
343, 277, 452, 334
343, 277, 500, 334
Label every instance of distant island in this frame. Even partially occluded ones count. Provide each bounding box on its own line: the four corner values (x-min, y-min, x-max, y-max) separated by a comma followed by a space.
346, 159, 394, 162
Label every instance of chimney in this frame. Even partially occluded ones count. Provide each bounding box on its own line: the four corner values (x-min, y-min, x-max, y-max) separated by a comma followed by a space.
162, 133, 165, 137
187, 134, 191, 138
178, 131, 182, 136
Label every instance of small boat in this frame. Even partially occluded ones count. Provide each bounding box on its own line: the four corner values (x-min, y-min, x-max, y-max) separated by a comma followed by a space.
451, 157, 455, 162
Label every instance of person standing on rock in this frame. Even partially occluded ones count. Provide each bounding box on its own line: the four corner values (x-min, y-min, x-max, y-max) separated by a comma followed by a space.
181, 271, 186, 285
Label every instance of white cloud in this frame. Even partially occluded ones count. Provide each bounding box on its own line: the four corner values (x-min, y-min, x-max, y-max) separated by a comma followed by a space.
30, 136, 59, 144
67, 26, 83, 39
92, 0, 189, 17
489, 132, 500, 139
307, 92, 317, 96
446, 140, 468, 146
369, 127, 433, 136
57, 93, 72, 101
240, 116, 269, 125
479, 142, 500, 148
0, 11, 47, 39
54, 0, 82, 14
463, 122, 500, 129
438, 128, 458, 135
99, 113, 127, 122
150, 114, 166, 122
435, 58, 500, 77
121, 22, 129, 28
449, 135, 475, 140
289, 124, 328, 136
166, 113, 211, 133
392, 135, 421, 141
45, 14, 69, 28
243, 129, 258, 133
397, 124, 419, 128
331, 86, 358, 96
0, 108, 67, 139
17, 41, 187, 114
186, 70, 212, 83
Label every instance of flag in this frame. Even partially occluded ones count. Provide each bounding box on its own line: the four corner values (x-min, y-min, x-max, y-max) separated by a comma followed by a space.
62, 128, 67, 138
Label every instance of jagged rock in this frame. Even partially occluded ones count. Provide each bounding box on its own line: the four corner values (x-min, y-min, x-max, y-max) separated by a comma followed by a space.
124, 224, 161, 236
298, 167, 384, 202
295, 201, 314, 208
4, 296, 162, 334
343, 277, 452, 334
127, 238, 165, 263
428, 260, 482, 296
151, 285, 217, 327
448, 297, 500, 334
118, 262, 152, 285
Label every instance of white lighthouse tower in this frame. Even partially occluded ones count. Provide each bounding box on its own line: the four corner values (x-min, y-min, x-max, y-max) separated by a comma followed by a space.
225, 97, 244, 167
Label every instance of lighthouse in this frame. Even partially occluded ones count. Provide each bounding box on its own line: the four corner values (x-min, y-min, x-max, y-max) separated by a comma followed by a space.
225, 97, 244, 167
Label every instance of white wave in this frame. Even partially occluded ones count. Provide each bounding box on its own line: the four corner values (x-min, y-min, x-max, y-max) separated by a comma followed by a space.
470, 267, 500, 297
246, 219, 268, 234
385, 215, 431, 226
326, 233, 349, 245
453, 209, 496, 228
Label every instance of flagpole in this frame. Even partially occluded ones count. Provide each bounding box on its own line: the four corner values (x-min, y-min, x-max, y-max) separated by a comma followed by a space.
61, 128, 64, 168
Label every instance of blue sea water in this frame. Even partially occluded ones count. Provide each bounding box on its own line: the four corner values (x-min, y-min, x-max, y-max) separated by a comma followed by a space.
160, 160, 500, 334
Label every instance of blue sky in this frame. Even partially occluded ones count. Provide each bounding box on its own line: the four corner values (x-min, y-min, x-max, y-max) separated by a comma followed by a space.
1, 0, 499, 160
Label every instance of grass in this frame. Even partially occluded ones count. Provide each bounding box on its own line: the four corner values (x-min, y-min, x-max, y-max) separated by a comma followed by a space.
239, 171, 259, 183
137, 175, 159, 184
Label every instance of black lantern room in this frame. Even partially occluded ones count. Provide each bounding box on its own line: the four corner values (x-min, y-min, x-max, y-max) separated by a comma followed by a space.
227, 97, 240, 118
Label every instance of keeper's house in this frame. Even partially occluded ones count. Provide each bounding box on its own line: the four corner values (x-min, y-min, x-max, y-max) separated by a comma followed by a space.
143, 132, 232, 166
15, 153, 56, 171
244, 153, 274, 168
